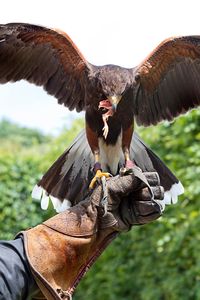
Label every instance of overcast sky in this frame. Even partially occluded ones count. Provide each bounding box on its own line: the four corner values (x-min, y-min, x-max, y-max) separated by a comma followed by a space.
0, 0, 200, 134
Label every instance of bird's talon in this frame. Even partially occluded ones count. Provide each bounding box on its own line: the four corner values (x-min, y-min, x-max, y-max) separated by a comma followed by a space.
120, 161, 142, 176
120, 167, 133, 176
89, 170, 112, 189
119, 160, 137, 175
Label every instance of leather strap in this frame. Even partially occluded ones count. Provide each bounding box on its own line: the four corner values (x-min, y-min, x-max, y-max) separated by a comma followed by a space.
132, 166, 154, 198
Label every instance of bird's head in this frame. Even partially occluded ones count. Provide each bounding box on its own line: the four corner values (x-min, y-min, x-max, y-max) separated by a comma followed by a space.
97, 65, 131, 113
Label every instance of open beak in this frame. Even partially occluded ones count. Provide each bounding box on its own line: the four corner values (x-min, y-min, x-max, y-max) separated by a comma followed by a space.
108, 95, 122, 112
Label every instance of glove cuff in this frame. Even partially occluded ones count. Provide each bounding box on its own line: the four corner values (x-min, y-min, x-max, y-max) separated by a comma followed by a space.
17, 209, 117, 300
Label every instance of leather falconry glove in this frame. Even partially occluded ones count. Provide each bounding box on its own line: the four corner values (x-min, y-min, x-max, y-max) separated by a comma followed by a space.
98, 167, 164, 231
17, 167, 164, 300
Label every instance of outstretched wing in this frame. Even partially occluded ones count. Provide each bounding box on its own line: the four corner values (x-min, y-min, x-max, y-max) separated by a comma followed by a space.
0, 23, 93, 111
133, 36, 200, 126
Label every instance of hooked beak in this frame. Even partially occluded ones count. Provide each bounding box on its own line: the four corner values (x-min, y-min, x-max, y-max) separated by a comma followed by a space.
108, 95, 122, 112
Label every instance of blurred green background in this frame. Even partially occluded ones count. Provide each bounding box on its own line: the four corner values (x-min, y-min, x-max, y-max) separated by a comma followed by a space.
0, 110, 199, 300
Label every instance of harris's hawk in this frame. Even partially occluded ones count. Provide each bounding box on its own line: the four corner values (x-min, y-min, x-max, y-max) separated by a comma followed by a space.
0, 23, 199, 211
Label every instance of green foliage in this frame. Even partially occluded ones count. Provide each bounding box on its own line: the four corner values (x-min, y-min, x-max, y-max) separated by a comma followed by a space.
0, 119, 53, 240
0, 119, 84, 240
0, 111, 199, 299
0, 154, 48, 240
0, 118, 51, 149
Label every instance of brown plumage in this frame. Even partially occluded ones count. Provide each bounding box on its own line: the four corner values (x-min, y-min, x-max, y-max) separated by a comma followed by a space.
1, 22, 199, 210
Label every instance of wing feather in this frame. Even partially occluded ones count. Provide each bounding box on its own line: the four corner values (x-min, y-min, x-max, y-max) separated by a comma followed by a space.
0, 22, 93, 111
133, 36, 200, 126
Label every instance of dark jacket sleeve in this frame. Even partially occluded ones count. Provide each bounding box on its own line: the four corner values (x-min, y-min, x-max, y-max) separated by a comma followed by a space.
0, 236, 39, 300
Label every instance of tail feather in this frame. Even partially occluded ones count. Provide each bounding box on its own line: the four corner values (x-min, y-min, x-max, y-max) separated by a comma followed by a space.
128, 132, 184, 210
32, 130, 94, 211
32, 129, 184, 212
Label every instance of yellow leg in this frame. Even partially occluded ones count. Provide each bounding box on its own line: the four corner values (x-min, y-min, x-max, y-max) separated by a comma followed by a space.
89, 150, 112, 189
120, 147, 135, 175
89, 169, 112, 189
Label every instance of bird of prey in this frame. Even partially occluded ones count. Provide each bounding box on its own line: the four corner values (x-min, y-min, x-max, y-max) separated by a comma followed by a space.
0, 23, 199, 212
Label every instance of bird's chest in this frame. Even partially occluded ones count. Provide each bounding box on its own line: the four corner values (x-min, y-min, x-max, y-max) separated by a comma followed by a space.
86, 103, 133, 145
86, 111, 124, 145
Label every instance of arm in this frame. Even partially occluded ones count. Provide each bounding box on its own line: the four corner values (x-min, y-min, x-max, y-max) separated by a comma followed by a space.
0, 237, 39, 300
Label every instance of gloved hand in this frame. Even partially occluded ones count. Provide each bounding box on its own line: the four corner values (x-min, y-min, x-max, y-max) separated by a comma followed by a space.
91, 166, 164, 231
19, 168, 164, 300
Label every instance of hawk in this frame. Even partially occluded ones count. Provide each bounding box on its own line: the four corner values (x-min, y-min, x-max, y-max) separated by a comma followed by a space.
1, 23, 199, 211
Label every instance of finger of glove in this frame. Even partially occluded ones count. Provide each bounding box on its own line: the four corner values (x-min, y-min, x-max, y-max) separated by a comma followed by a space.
107, 174, 141, 197
132, 168, 156, 201
120, 199, 162, 227
135, 206, 162, 224
143, 172, 160, 186
134, 200, 161, 216
133, 201, 162, 224
133, 186, 164, 201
